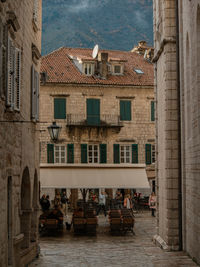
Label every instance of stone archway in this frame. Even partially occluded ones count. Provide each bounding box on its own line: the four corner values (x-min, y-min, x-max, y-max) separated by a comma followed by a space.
20, 167, 31, 249
30, 170, 39, 242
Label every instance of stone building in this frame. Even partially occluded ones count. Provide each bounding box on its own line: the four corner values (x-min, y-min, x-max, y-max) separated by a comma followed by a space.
0, 0, 42, 266
39, 47, 154, 204
153, 0, 200, 264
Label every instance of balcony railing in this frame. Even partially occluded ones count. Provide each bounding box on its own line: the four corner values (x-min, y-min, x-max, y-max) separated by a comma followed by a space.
66, 114, 123, 127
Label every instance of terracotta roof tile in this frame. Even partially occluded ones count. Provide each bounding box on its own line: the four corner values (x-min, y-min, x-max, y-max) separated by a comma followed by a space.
41, 47, 154, 86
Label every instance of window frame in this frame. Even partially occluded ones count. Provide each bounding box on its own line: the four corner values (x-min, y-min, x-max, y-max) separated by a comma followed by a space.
112, 64, 123, 75
54, 145, 66, 164
120, 144, 131, 164
83, 63, 94, 76
88, 144, 99, 164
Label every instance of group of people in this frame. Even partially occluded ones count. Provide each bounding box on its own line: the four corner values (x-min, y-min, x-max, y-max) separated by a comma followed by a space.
40, 190, 157, 217
40, 192, 69, 215
115, 190, 157, 217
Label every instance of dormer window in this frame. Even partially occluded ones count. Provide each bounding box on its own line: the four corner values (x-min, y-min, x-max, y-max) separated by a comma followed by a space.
83, 63, 94, 76
112, 64, 123, 75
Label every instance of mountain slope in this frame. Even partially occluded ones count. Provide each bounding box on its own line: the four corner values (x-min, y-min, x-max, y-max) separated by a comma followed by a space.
42, 0, 153, 55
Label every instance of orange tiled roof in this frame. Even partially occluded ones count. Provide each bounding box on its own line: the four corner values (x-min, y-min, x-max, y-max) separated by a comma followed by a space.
41, 47, 154, 86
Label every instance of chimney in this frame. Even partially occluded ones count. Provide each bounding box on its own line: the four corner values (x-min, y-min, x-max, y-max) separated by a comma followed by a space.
99, 52, 108, 79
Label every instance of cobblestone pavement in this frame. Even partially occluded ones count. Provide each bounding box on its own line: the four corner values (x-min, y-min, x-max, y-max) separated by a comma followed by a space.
30, 211, 198, 267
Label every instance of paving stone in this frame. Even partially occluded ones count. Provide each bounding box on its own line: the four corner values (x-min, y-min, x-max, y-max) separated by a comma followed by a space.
30, 211, 197, 267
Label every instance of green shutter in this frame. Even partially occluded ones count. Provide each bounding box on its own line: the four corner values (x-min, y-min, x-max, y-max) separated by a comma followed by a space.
67, 144, 74, 163
145, 144, 152, 165
100, 144, 107, 163
47, 144, 54, 163
132, 144, 138, 163
151, 101, 155, 121
54, 98, 66, 119
113, 144, 120, 163
120, 100, 131, 121
87, 98, 100, 125
81, 144, 87, 163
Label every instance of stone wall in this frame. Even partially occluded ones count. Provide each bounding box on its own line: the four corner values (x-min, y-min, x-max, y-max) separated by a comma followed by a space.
39, 83, 155, 201
153, 0, 180, 250
40, 84, 155, 164
154, 0, 200, 263
178, 0, 200, 263
0, 0, 42, 266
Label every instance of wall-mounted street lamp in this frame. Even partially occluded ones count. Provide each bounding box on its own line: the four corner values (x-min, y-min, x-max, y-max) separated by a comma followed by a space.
47, 121, 61, 142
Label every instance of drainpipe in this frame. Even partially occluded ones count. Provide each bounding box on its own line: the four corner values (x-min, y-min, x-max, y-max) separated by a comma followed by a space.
175, 0, 183, 251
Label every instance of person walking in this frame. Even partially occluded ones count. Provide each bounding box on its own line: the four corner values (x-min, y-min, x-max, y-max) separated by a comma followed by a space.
149, 192, 156, 217
97, 190, 107, 216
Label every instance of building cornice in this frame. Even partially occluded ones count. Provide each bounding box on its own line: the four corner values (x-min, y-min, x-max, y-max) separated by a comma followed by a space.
153, 37, 176, 63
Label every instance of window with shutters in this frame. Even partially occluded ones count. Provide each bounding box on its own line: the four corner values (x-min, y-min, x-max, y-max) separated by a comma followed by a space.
145, 144, 155, 165
88, 144, 99, 163
81, 144, 88, 163
54, 98, 66, 119
67, 144, 74, 163
0, 20, 3, 95
151, 144, 156, 163
2, 25, 8, 97
6, 37, 21, 111
114, 144, 138, 164
120, 100, 131, 121
31, 65, 39, 120
54, 145, 66, 164
120, 145, 131, 163
151, 101, 155, 121
87, 98, 100, 125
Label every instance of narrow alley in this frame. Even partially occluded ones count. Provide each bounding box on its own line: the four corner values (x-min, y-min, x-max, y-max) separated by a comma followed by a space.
30, 212, 197, 267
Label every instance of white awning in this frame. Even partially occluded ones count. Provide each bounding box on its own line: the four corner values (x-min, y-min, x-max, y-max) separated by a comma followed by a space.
40, 164, 150, 189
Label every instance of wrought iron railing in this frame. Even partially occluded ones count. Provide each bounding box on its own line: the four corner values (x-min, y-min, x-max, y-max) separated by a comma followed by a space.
66, 114, 123, 127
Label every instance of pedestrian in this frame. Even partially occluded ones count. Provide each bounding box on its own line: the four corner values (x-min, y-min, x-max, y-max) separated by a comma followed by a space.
97, 190, 107, 216
149, 192, 156, 217
124, 194, 133, 210
54, 192, 61, 208
61, 192, 68, 215
40, 194, 50, 212
40, 194, 46, 211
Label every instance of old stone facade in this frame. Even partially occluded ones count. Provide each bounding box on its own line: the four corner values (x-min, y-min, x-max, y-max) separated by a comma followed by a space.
0, 1, 42, 266
39, 47, 155, 203
153, 0, 200, 264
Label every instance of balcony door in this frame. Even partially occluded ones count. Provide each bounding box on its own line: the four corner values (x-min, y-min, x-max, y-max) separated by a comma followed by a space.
87, 98, 100, 126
